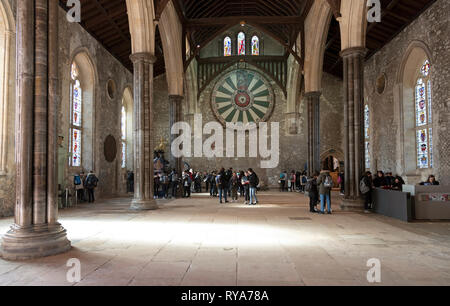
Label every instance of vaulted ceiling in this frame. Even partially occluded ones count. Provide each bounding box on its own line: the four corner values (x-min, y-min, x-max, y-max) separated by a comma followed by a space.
59, 0, 438, 79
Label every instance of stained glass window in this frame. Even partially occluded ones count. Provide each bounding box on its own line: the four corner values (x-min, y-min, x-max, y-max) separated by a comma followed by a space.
364, 104, 370, 169
224, 37, 232, 57
70, 63, 82, 167
415, 60, 433, 169
251, 36, 259, 56
121, 105, 126, 168
238, 32, 245, 56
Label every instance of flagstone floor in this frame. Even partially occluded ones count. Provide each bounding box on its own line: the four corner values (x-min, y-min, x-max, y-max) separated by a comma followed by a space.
0, 191, 449, 286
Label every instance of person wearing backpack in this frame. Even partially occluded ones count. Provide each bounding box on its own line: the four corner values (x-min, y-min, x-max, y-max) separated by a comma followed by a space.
360, 171, 374, 213
85, 171, 98, 203
74, 172, 85, 203
317, 169, 333, 214
248, 168, 259, 205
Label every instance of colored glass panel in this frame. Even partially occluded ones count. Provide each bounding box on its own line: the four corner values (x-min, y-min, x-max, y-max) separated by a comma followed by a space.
72, 128, 82, 167
238, 32, 245, 55
224, 37, 232, 56
251, 36, 259, 55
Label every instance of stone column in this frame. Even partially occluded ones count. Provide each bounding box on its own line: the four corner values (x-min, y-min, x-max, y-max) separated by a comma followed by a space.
1, 0, 70, 260
169, 95, 183, 175
305, 91, 321, 176
340, 47, 367, 210
130, 53, 158, 210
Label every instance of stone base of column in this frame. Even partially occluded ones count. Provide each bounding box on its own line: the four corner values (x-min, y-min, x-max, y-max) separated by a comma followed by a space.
130, 199, 158, 210
340, 197, 365, 211
0, 223, 71, 261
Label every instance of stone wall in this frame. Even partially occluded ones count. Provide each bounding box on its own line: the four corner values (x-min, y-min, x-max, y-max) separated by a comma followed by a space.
0, 4, 133, 217
364, 0, 449, 184
57, 7, 133, 199
153, 67, 343, 187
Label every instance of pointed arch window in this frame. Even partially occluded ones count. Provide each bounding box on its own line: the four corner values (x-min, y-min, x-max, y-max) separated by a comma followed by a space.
415, 60, 433, 169
251, 36, 259, 56
121, 104, 126, 169
69, 63, 82, 167
224, 36, 232, 57
237, 32, 245, 56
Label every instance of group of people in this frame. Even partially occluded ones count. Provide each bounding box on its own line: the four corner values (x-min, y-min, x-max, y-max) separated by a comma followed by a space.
305, 170, 335, 214
360, 171, 440, 213
73, 170, 99, 203
152, 168, 260, 205
203, 168, 260, 205
278, 171, 309, 192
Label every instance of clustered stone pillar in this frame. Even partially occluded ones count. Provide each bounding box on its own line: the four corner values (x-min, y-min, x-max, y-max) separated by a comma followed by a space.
306, 91, 321, 176
169, 95, 183, 175
130, 53, 158, 210
340, 47, 367, 210
1, 0, 70, 260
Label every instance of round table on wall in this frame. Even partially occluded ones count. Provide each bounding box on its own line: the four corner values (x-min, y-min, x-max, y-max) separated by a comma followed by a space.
211, 69, 275, 126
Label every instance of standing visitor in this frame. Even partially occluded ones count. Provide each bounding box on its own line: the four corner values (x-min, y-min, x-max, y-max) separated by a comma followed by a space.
289, 170, 296, 192
218, 168, 230, 204
241, 171, 250, 204
317, 169, 333, 214
300, 172, 307, 193
74, 172, 84, 203
182, 171, 192, 198
204, 172, 210, 194
127, 170, 134, 193
306, 172, 319, 213
230, 172, 238, 202
210, 171, 218, 197
170, 169, 178, 198
360, 171, 374, 213
160, 172, 169, 199
248, 168, 259, 205
85, 171, 99, 203
338, 171, 345, 195
279, 171, 287, 192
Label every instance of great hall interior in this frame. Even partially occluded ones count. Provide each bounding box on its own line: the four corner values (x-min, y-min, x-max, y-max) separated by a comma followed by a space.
0, 0, 448, 287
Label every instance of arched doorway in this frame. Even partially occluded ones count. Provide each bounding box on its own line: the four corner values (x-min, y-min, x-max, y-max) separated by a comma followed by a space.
321, 149, 344, 188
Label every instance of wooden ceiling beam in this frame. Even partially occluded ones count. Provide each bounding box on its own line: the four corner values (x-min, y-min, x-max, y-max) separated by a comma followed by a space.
186, 15, 304, 28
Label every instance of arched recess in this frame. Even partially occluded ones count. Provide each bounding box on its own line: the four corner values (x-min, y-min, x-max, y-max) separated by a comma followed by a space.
396, 41, 435, 182
126, 0, 156, 54
64, 49, 97, 180
122, 86, 134, 171
304, 0, 332, 92
0, 0, 15, 175
339, 0, 368, 50
159, 0, 184, 95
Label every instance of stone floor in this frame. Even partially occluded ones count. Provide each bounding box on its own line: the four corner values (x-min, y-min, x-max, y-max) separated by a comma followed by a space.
0, 191, 449, 286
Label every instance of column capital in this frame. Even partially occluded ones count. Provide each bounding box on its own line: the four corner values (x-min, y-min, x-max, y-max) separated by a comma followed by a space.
340, 47, 367, 58
168, 95, 184, 102
130, 52, 157, 64
304, 91, 322, 99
